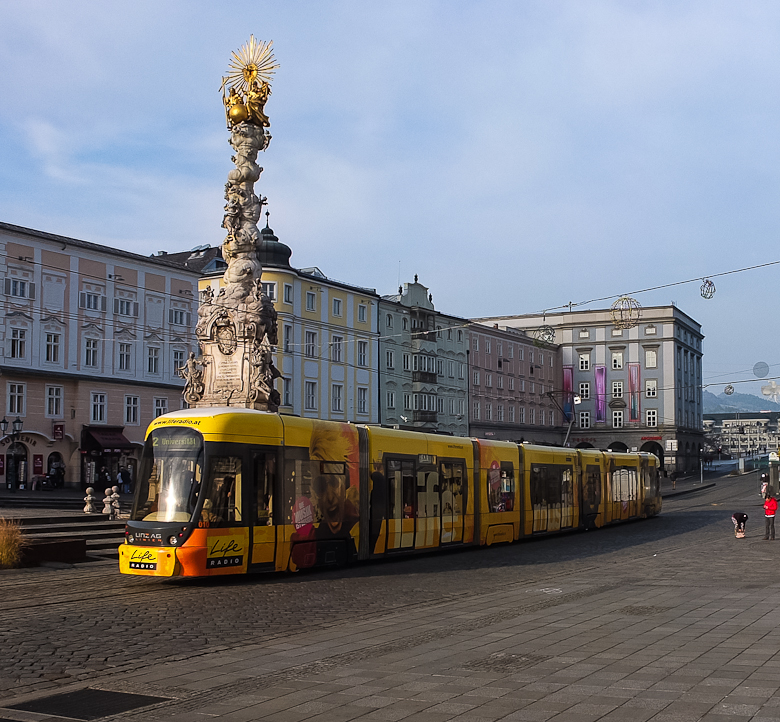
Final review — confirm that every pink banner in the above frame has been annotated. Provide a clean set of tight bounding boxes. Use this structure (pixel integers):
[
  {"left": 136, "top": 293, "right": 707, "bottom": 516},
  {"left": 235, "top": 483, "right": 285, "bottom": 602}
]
[
  {"left": 629, "top": 363, "right": 640, "bottom": 422},
  {"left": 595, "top": 366, "right": 606, "bottom": 422},
  {"left": 563, "top": 366, "right": 573, "bottom": 420}
]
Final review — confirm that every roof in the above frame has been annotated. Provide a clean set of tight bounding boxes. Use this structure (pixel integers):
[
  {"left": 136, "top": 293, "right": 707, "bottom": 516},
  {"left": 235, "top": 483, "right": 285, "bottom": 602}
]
[
  {"left": 0, "top": 221, "right": 201, "bottom": 275},
  {"left": 162, "top": 246, "right": 225, "bottom": 274}
]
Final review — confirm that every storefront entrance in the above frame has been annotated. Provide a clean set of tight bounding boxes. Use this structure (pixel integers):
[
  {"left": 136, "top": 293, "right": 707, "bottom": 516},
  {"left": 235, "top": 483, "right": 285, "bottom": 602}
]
[
  {"left": 80, "top": 426, "right": 137, "bottom": 490},
  {"left": 6, "top": 442, "right": 28, "bottom": 491}
]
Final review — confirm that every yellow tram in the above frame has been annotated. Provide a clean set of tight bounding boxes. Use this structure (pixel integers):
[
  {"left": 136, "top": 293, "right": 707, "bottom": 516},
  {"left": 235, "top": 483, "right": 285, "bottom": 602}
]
[{"left": 119, "top": 409, "right": 661, "bottom": 578}]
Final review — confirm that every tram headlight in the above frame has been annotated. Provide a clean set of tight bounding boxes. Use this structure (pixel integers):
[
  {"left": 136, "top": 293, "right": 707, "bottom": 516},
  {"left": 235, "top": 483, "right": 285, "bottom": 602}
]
[
  {"left": 168, "top": 535, "right": 178, "bottom": 546},
  {"left": 127, "top": 534, "right": 135, "bottom": 544}
]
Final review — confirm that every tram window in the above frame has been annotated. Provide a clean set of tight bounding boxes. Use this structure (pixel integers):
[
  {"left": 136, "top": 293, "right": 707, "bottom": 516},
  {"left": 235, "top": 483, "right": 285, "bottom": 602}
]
[
  {"left": 584, "top": 465, "right": 600, "bottom": 503},
  {"left": 417, "top": 470, "right": 439, "bottom": 518},
  {"left": 254, "top": 454, "right": 275, "bottom": 526},
  {"left": 202, "top": 456, "right": 242, "bottom": 525},
  {"left": 388, "top": 459, "right": 415, "bottom": 519},
  {"left": 441, "top": 461, "right": 465, "bottom": 515},
  {"left": 530, "top": 463, "right": 573, "bottom": 507},
  {"left": 612, "top": 467, "right": 638, "bottom": 502},
  {"left": 487, "top": 462, "right": 514, "bottom": 512},
  {"left": 284, "top": 446, "right": 353, "bottom": 532}
]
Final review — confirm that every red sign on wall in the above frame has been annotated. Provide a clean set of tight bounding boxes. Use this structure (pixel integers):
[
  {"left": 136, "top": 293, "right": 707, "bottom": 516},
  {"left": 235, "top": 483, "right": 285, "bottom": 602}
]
[
  {"left": 33, "top": 455, "right": 44, "bottom": 475},
  {"left": 53, "top": 423, "right": 64, "bottom": 441}
]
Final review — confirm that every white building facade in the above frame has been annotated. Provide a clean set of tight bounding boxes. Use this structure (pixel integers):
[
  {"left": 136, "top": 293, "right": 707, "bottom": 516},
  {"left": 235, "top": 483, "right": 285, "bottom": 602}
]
[{"left": 475, "top": 306, "right": 704, "bottom": 472}]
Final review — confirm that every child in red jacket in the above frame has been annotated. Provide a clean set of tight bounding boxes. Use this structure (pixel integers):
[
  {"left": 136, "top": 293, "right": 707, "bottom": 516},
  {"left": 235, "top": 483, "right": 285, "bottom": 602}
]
[{"left": 764, "top": 496, "right": 777, "bottom": 540}]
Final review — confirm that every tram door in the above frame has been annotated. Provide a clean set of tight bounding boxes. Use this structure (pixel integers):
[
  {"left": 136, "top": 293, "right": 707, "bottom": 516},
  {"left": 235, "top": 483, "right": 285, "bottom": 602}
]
[
  {"left": 387, "top": 459, "right": 415, "bottom": 550},
  {"left": 249, "top": 450, "right": 278, "bottom": 568},
  {"left": 582, "top": 464, "right": 601, "bottom": 528},
  {"left": 440, "top": 460, "right": 465, "bottom": 544}
]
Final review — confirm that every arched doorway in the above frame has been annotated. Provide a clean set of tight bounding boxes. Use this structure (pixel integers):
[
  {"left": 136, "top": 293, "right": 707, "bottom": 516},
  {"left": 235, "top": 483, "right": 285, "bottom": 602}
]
[
  {"left": 640, "top": 441, "right": 664, "bottom": 465},
  {"left": 608, "top": 441, "right": 629, "bottom": 452},
  {"left": 47, "top": 452, "right": 65, "bottom": 488},
  {"left": 576, "top": 442, "right": 594, "bottom": 449},
  {"left": 6, "top": 442, "right": 28, "bottom": 490}
]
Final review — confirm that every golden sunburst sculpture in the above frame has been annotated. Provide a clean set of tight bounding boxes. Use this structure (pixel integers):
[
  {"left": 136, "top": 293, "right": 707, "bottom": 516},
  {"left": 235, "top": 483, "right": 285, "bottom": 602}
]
[{"left": 221, "top": 36, "right": 280, "bottom": 128}]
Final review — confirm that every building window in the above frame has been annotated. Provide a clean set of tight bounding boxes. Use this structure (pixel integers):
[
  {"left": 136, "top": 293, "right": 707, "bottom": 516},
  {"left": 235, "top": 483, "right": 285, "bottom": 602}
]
[
  {"left": 579, "top": 353, "right": 590, "bottom": 371},
  {"left": 497, "top": 404, "right": 504, "bottom": 421},
  {"left": 473, "top": 402, "right": 480, "bottom": 420},
  {"left": 497, "top": 375, "right": 503, "bottom": 389},
  {"left": 45, "top": 333, "right": 60, "bottom": 363},
  {"left": 147, "top": 346, "right": 160, "bottom": 374},
  {"left": 46, "top": 386, "right": 63, "bottom": 418},
  {"left": 646, "top": 409, "right": 658, "bottom": 427},
  {"left": 579, "top": 411, "right": 590, "bottom": 429},
  {"left": 509, "top": 377, "right": 514, "bottom": 391},
  {"left": 485, "top": 403, "right": 492, "bottom": 421},
  {"left": 509, "top": 406, "right": 515, "bottom": 422},
  {"left": 90, "top": 392, "right": 106, "bottom": 422},
  {"left": 7, "top": 278, "right": 30, "bottom": 298},
  {"left": 357, "top": 304, "right": 367, "bottom": 323},
  {"left": 447, "top": 328, "right": 452, "bottom": 340},
  {"left": 332, "top": 298, "right": 342, "bottom": 317},
  {"left": 540, "top": 409, "right": 545, "bottom": 425},
  {"left": 458, "top": 399, "right": 465, "bottom": 416},
  {"left": 173, "top": 350, "right": 185, "bottom": 374},
  {"left": 473, "top": 371, "right": 480, "bottom": 386},
  {"left": 403, "top": 393, "right": 412, "bottom": 410},
  {"left": 457, "top": 330, "right": 463, "bottom": 342},
  {"left": 154, "top": 398, "right": 168, "bottom": 418},
  {"left": 473, "top": 337, "right": 479, "bottom": 351},
  {"left": 646, "top": 379, "right": 657, "bottom": 398},
  {"left": 387, "top": 391, "right": 396, "bottom": 409},
  {"left": 612, "top": 381, "right": 623, "bottom": 399},
  {"left": 613, "top": 410, "right": 624, "bottom": 428},
  {"left": 486, "top": 374, "right": 492, "bottom": 387},
  {"left": 306, "top": 292, "right": 316, "bottom": 312},
  {"left": 448, "top": 361, "right": 454, "bottom": 377},
  {"left": 550, "top": 410, "right": 555, "bottom": 425},
  {"left": 358, "top": 341, "right": 368, "bottom": 367},
  {"left": 169, "top": 308, "right": 187, "bottom": 326},
  {"left": 305, "top": 381, "right": 317, "bottom": 410},
  {"left": 7, "top": 383, "right": 24, "bottom": 415},
  {"left": 386, "top": 349, "right": 395, "bottom": 369},
  {"left": 645, "top": 349, "right": 657, "bottom": 368},
  {"left": 459, "top": 363, "right": 465, "bottom": 380},
  {"left": 437, "top": 359, "right": 444, "bottom": 376},
  {"left": 118, "top": 343, "right": 131, "bottom": 371},
  {"left": 283, "top": 378, "right": 292, "bottom": 406},
  {"left": 530, "top": 408, "right": 535, "bottom": 425},
  {"left": 9, "top": 329, "right": 26, "bottom": 359},
  {"left": 284, "top": 324, "right": 293, "bottom": 353},
  {"left": 403, "top": 353, "right": 410, "bottom": 371},
  {"left": 579, "top": 382, "right": 590, "bottom": 400},
  {"left": 331, "top": 335, "right": 343, "bottom": 363},
  {"left": 81, "top": 292, "right": 104, "bottom": 311},
  {"left": 331, "top": 384, "right": 343, "bottom": 412},
  {"left": 403, "top": 317, "right": 408, "bottom": 331},
  {"left": 261, "top": 282, "right": 276, "bottom": 301},
  {"left": 611, "top": 352, "right": 623, "bottom": 370},
  {"left": 305, "top": 331, "right": 317, "bottom": 358},
  {"left": 485, "top": 339, "right": 491, "bottom": 354},
  {"left": 283, "top": 284, "right": 293, "bottom": 304},
  {"left": 386, "top": 314, "right": 393, "bottom": 329},
  {"left": 125, "top": 395, "right": 139, "bottom": 425},
  {"left": 357, "top": 387, "right": 368, "bottom": 414},
  {"left": 85, "top": 338, "right": 99, "bottom": 368},
  {"left": 519, "top": 406, "right": 526, "bottom": 423}
]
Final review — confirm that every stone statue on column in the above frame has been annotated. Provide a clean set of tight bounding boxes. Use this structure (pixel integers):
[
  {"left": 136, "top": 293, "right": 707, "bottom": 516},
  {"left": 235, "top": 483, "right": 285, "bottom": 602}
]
[{"left": 184, "top": 36, "right": 281, "bottom": 411}]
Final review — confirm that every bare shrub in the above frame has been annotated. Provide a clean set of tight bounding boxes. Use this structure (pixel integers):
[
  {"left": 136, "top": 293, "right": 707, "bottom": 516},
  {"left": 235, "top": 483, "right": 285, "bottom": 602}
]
[{"left": 0, "top": 517, "right": 26, "bottom": 569}]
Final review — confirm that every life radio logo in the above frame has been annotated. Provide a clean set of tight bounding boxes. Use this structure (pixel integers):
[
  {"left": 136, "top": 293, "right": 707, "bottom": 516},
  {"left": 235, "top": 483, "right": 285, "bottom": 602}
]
[
  {"left": 206, "top": 537, "right": 244, "bottom": 568},
  {"left": 129, "top": 549, "right": 157, "bottom": 570}
]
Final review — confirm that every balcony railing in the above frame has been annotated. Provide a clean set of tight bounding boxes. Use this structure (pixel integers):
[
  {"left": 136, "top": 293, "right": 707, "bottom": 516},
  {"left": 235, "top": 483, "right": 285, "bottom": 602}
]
[
  {"left": 412, "top": 371, "right": 437, "bottom": 384},
  {"left": 413, "top": 410, "right": 438, "bottom": 423}
]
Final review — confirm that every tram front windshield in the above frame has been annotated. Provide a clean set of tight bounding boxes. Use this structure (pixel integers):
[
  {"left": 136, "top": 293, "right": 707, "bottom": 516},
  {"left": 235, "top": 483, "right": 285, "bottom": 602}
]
[{"left": 131, "top": 427, "right": 204, "bottom": 523}]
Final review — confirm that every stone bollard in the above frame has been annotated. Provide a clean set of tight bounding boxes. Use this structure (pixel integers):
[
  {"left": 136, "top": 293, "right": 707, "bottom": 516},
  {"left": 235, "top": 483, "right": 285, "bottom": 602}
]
[
  {"left": 110, "top": 485, "right": 121, "bottom": 521},
  {"left": 102, "top": 487, "right": 113, "bottom": 515},
  {"left": 83, "top": 487, "right": 97, "bottom": 514}
]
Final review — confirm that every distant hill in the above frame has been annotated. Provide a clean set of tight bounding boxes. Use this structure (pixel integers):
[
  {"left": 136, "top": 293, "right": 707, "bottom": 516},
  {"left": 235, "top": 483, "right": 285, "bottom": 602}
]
[{"left": 703, "top": 390, "right": 780, "bottom": 414}]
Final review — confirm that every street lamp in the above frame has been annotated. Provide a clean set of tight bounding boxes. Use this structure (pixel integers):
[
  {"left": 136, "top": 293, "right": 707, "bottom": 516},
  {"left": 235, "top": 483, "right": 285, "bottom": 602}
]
[{"left": 2, "top": 416, "right": 24, "bottom": 492}]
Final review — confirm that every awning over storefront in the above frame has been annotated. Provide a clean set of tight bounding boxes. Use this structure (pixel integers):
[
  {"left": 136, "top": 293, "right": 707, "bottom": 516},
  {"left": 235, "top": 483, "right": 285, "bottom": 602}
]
[{"left": 81, "top": 426, "right": 136, "bottom": 454}]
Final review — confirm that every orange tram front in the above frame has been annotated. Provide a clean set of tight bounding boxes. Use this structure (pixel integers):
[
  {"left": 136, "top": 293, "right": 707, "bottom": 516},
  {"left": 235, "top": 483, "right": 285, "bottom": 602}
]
[{"left": 119, "top": 408, "right": 662, "bottom": 578}]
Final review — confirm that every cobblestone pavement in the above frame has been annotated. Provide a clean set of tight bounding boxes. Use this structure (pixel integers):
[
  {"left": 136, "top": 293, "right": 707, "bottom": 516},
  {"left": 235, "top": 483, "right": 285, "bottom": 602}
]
[{"left": 0, "top": 471, "right": 777, "bottom": 721}]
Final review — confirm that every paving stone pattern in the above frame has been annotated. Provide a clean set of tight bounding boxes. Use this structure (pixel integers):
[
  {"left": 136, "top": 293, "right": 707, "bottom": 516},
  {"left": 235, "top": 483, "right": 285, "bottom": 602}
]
[{"left": 1, "top": 472, "right": 779, "bottom": 721}]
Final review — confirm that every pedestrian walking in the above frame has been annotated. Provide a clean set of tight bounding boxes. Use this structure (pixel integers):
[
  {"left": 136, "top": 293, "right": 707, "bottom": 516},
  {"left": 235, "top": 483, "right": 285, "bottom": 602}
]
[
  {"left": 732, "top": 512, "right": 748, "bottom": 539},
  {"left": 764, "top": 495, "right": 777, "bottom": 540},
  {"left": 670, "top": 471, "right": 678, "bottom": 491}
]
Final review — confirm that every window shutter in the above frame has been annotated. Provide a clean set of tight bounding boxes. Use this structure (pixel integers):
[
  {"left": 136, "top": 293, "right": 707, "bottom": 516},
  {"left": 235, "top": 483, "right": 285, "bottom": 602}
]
[
  {"left": 113, "top": 298, "right": 120, "bottom": 314},
  {"left": 133, "top": 302, "right": 139, "bottom": 317},
  {"left": 101, "top": 295, "right": 107, "bottom": 311},
  {"left": 79, "top": 291, "right": 86, "bottom": 308},
  {"left": 3, "top": 279, "right": 10, "bottom": 295},
  {"left": 27, "top": 283, "right": 35, "bottom": 300}
]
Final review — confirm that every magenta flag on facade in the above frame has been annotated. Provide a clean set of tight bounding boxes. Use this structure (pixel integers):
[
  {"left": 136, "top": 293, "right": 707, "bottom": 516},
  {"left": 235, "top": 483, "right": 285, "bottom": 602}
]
[
  {"left": 595, "top": 366, "right": 606, "bottom": 422},
  {"left": 629, "top": 363, "right": 641, "bottom": 422},
  {"left": 563, "top": 366, "right": 573, "bottom": 420}
]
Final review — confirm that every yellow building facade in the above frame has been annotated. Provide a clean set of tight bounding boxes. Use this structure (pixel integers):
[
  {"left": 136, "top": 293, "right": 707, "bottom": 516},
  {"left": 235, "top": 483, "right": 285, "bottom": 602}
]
[{"left": 198, "top": 226, "right": 380, "bottom": 422}]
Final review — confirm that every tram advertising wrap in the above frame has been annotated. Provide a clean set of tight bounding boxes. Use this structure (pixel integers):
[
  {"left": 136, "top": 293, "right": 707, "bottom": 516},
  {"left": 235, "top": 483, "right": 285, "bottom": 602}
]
[{"left": 119, "top": 409, "right": 662, "bottom": 578}]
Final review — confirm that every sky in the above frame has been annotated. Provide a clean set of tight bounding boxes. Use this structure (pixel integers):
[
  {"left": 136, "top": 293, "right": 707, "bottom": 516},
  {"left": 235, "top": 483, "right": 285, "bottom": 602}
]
[{"left": 1, "top": 1, "right": 779, "bottom": 396}]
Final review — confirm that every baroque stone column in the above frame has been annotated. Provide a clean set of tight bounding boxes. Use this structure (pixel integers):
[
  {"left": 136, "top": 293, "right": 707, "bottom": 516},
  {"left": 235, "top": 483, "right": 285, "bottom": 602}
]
[{"left": 180, "top": 37, "right": 281, "bottom": 411}]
